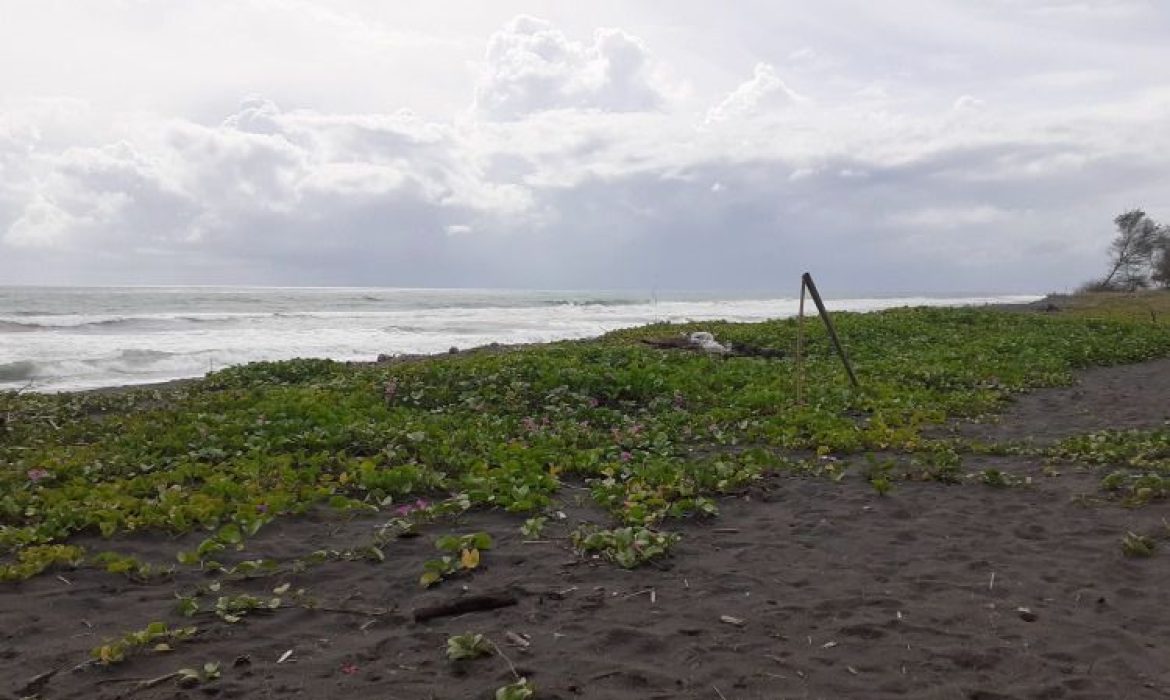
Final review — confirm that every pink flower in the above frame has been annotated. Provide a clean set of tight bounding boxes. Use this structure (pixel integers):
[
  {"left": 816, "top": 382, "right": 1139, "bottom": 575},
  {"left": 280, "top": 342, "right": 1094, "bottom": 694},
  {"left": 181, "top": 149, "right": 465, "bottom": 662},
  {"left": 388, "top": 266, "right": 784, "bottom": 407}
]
[
  {"left": 26, "top": 468, "right": 50, "bottom": 483},
  {"left": 620, "top": 451, "right": 632, "bottom": 462},
  {"left": 393, "top": 498, "right": 430, "bottom": 517},
  {"left": 341, "top": 662, "right": 359, "bottom": 675}
]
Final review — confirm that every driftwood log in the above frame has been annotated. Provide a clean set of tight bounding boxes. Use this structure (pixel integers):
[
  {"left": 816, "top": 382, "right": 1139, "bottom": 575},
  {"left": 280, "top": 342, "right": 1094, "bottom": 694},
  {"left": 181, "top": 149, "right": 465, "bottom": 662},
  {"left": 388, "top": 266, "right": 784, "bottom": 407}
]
[
  {"left": 412, "top": 591, "right": 519, "bottom": 623},
  {"left": 640, "top": 337, "right": 785, "bottom": 359}
]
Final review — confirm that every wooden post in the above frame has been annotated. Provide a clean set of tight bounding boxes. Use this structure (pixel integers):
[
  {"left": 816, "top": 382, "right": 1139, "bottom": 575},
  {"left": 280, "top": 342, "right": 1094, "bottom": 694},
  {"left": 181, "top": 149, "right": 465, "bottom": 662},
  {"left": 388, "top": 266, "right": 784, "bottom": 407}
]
[
  {"left": 800, "top": 272, "right": 860, "bottom": 389},
  {"left": 795, "top": 280, "right": 806, "bottom": 405}
]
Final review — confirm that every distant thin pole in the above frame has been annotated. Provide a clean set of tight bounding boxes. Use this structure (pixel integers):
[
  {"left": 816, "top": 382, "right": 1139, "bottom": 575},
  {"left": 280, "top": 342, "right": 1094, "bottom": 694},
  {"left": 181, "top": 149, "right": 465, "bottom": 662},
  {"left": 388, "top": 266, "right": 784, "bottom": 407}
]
[
  {"left": 801, "top": 272, "right": 860, "bottom": 388},
  {"left": 795, "top": 281, "right": 806, "bottom": 405}
]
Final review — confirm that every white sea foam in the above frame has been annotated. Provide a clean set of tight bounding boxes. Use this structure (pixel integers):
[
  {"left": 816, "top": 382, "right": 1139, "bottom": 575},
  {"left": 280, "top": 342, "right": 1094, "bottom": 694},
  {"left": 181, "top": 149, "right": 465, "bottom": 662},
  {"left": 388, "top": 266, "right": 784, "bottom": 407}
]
[{"left": 0, "top": 287, "right": 1040, "bottom": 392}]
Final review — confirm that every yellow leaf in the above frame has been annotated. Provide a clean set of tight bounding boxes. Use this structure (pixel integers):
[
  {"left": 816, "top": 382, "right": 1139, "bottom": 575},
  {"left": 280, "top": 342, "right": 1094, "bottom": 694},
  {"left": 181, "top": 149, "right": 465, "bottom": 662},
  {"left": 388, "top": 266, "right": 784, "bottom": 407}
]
[{"left": 460, "top": 547, "right": 480, "bottom": 570}]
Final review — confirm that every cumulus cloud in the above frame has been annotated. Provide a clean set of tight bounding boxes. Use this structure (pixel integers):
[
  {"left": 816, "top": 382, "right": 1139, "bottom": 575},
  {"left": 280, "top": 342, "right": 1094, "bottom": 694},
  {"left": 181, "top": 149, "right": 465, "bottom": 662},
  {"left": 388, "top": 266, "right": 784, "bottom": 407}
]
[
  {"left": 706, "top": 63, "right": 806, "bottom": 123},
  {"left": 472, "top": 15, "right": 668, "bottom": 120}
]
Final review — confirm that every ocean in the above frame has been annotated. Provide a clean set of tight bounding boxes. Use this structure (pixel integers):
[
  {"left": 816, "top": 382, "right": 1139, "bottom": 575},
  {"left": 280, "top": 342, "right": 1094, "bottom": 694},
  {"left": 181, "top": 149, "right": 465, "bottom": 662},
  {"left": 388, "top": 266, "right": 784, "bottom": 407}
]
[{"left": 0, "top": 287, "right": 1040, "bottom": 392}]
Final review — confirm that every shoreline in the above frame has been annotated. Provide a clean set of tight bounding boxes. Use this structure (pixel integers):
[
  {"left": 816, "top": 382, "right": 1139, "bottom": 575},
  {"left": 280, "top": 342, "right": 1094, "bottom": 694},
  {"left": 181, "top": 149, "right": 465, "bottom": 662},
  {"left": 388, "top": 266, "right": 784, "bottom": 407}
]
[{"left": 23, "top": 297, "right": 1062, "bottom": 397}]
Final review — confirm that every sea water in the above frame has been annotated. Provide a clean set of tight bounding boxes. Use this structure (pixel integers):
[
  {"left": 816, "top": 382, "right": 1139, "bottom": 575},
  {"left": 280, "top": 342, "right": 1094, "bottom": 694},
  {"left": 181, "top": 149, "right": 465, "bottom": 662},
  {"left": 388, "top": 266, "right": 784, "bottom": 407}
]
[{"left": 0, "top": 287, "right": 1040, "bottom": 392}]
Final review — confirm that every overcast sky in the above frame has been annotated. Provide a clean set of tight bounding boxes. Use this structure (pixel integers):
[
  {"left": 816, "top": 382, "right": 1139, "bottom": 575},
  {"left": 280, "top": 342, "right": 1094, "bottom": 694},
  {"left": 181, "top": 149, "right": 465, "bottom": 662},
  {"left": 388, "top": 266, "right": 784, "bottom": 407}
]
[{"left": 1, "top": 0, "right": 1168, "bottom": 293}]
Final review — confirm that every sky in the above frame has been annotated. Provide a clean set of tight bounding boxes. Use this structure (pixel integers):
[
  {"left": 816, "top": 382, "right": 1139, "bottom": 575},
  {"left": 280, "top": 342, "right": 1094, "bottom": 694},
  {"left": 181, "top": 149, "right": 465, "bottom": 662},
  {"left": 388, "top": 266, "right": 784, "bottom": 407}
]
[{"left": 1, "top": 0, "right": 1168, "bottom": 294}]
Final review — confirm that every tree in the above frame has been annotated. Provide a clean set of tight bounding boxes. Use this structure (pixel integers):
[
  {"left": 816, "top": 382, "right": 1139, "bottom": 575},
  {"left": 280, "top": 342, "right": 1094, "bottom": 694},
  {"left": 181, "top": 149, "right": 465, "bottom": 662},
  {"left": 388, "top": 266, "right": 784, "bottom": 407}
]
[
  {"left": 1152, "top": 235, "right": 1170, "bottom": 288},
  {"left": 1100, "top": 209, "right": 1163, "bottom": 290}
]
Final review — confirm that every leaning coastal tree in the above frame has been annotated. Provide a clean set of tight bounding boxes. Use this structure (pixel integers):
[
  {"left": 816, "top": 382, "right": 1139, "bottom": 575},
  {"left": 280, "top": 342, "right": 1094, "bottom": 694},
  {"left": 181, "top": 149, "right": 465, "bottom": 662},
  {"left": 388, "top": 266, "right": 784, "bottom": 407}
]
[{"left": 1095, "top": 209, "right": 1169, "bottom": 291}]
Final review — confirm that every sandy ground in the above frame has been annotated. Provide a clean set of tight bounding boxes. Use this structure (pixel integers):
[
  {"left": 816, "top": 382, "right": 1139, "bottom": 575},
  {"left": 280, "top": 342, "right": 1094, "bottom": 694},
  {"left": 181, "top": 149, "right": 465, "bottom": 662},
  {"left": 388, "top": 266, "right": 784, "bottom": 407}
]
[{"left": 3, "top": 360, "right": 1170, "bottom": 700}]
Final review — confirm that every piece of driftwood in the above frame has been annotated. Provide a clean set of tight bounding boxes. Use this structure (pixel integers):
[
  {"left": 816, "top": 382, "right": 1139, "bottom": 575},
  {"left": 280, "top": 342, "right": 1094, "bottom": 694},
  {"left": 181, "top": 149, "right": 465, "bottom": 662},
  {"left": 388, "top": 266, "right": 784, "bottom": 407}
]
[
  {"left": 412, "top": 591, "right": 519, "bottom": 622},
  {"left": 640, "top": 338, "right": 784, "bottom": 359}
]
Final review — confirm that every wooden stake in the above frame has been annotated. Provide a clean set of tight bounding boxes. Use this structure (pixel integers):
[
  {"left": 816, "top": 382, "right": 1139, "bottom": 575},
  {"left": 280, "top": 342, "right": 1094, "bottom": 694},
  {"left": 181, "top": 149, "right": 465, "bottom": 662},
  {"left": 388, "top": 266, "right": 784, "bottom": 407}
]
[
  {"left": 801, "top": 272, "right": 860, "bottom": 389},
  {"left": 795, "top": 280, "right": 806, "bottom": 405}
]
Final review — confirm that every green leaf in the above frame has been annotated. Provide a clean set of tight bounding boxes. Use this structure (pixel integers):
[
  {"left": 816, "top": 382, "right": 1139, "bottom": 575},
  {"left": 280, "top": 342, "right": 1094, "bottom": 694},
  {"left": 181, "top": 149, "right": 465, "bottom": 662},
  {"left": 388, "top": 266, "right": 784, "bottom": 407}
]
[
  {"left": 434, "top": 535, "right": 460, "bottom": 552},
  {"left": 216, "top": 523, "right": 243, "bottom": 545},
  {"left": 446, "top": 632, "right": 492, "bottom": 660},
  {"left": 496, "top": 678, "right": 536, "bottom": 700},
  {"left": 176, "top": 596, "right": 200, "bottom": 617},
  {"left": 468, "top": 532, "right": 494, "bottom": 550}
]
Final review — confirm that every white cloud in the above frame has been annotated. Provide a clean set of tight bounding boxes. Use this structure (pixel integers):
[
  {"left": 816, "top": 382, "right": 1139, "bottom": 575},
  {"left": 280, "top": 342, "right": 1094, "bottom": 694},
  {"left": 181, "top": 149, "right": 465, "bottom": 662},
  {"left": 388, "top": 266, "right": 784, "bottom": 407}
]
[
  {"left": 1, "top": 7, "right": 1170, "bottom": 292},
  {"left": 706, "top": 63, "right": 806, "bottom": 123},
  {"left": 890, "top": 205, "right": 1010, "bottom": 229},
  {"left": 953, "top": 95, "right": 985, "bottom": 111},
  {"left": 472, "top": 15, "right": 669, "bottom": 120}
]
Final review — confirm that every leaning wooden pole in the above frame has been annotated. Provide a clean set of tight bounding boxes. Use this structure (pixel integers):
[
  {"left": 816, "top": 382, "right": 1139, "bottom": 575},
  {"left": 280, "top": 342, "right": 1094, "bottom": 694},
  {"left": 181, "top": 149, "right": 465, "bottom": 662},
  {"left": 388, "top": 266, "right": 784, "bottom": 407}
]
[
  {"left": 800, "top": 272, "right": 860, "bottom": 389},
  {"left": 795, "top": 280, "right": 806, "bottom": 405}
]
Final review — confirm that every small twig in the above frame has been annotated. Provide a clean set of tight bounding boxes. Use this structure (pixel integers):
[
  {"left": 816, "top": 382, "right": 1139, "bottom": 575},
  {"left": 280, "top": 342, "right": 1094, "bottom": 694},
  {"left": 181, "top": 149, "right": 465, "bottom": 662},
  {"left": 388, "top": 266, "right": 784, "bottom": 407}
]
[
  {"left": 97, "top": 671, "right": 177, "bottom": 688},
  {"left": 103, "top": 672, "right": 182, "bottom": 698},
  {"left": 988, "top": 572, "right": 996, "bottom": 591},
  {"left": 487, "top": 639, "right": 520, "bottom": 681},
  {"left": 312, "top": 605, "right": 396, "bottom": 617},
  {"left": 139, "top": 672, "right": 180, "bottom": 689},
  {"left": 713, "top": 685, "right": 729, "bottom": 700}
]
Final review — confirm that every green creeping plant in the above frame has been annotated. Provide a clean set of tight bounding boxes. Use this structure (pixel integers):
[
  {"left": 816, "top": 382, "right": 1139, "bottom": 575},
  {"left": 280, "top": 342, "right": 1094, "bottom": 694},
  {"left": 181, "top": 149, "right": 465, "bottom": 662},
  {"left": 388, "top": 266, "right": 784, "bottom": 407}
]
[
  {"left": 4, "top": 306, "right": 1170, "bottom": 580},
  {"left": 1121, "top": 531, "right": 1156, "bottom": 558},
  {"left": 571, "top": 525, "right": 679, "bottom": 568},
  {"left": 91, "top": 622, "right": 198, "bottom": 665},
  {"left": 420, "top": 532, "right": 493, "bottom": 587}
]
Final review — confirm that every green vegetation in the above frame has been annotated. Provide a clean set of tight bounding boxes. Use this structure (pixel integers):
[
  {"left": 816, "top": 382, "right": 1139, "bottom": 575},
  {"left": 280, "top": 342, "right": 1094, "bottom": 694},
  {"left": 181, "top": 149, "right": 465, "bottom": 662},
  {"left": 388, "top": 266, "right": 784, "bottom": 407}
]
[
  {"left": 571, "top": 525, "right": 679, "bottom": 568},
  {"left": 1121, "top": 531, "right": 1157, "bottom": 558},
  {"left": 445, "top": 632, "right": 534, "bottom": 698},
  {"left": 446, "top": 632, "right": 493, "bottom": 661},
  {"left": 420, "top": 532, "right": 493, "bottom": 587},
  {"left": 176, "top": 662, "right": 222, "bottom": 688},
  {"left": 1043, "top": 289, "right": 1170, "bottom": 325},
  {"left": 1048, "top": 428, "right": 1170, "bottom": 506},
  {"left": 91, "top": 621, "right": 198, "bottom": 665},
  {"left": 497, "top": 678, "right": 536, "bottom": 700},
  {"left": 4, "top": 305, "right": 1170, "bottom": 579}
]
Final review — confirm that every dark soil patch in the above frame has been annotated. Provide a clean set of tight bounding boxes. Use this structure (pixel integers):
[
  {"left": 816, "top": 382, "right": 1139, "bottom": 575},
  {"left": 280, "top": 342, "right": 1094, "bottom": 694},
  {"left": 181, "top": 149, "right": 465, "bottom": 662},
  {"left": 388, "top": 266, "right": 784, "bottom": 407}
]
[{"left": 942, "top": 357, "right": 1170, "bottom": 446}]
